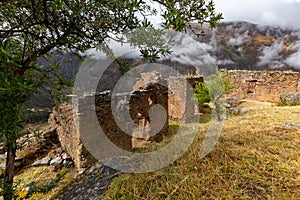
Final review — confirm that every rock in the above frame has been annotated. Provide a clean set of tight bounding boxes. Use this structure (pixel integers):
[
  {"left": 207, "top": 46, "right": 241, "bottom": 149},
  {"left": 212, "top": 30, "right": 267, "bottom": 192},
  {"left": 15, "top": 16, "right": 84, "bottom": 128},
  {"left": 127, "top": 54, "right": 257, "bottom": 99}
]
[
  {"left": 48, "top": 104, "right": 97, "bottom": 170},
  {"left": 51, "top": 161, "right": 119, "bottom": 199},
  {"left": 50, "top": 157, "right": 63, "bottom": 166},
  {"left": 222, "top": 103, "right": 231, "bottom": 108},
  {"left": 284, "top": 122, "right": 300, "bottom": 129},
  {"left": 50, "top": 157, "right": 64, "bottom": 171},
  {"left": 48, "top": 147, "right": 63, "bottom": 159},
  {"left": 62, "top": 159, "right": 74, "bottom": 167},
  {"left": 239, "top": 109, "right": 248, "bottom": 114},
  {"left": 226, "top": 98, "right": 244, "bottom": 107},
  {"left": 0, "top": 163, "right": 6, "bottom": 170},
  {"left": 40, "top": 127, "right": 59, "bottom": 148},
  {"left": 32, "top": 156, "right": 51, "bottom": 167},
  {"left": 284, "top": 122, "right": 295, "bottom": 127},
  {"left": 0, "top": 153, "right": 7, "bottom": 159},
  {"left": 24, "top": 186, "right": 30, "bottom": 192},
  {"left": 229, "top": 108, "right": 248, "bottom": 115},
  {"left": 61, "top": 152, "right": 70, "bottom": 160},
  {"left": 280, "top": 92, "right": 300, "bottom": 105}
]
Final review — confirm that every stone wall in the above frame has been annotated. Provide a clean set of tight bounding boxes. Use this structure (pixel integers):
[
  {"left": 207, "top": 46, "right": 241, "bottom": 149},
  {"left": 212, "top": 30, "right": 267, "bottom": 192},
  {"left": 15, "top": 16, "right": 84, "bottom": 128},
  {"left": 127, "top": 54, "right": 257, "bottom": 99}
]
[
  {"left": 49, "top": 81, "right": 168, "bottom": 170},
  {"left": 94, "top": 82, "right": 169, "bottom": 150},
  {"left": 48, "top": 103, "right": 97, "bottom": 170},
  {"left": 49, "top": 74, "right": 203, "bottom": 170},
  {"left": 225, "top": 70, "right": 300, "bottom": 102},
  {"left": 168, "top": 76, "right": 203, "bottom": 122}
]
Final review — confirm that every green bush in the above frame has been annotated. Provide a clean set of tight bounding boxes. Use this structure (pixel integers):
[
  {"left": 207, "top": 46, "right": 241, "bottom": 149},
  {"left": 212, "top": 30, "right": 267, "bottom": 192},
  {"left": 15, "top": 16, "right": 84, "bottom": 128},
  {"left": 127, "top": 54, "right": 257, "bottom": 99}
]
[{"left": 194, "top": 69, "right": 231, "bottom": 119}]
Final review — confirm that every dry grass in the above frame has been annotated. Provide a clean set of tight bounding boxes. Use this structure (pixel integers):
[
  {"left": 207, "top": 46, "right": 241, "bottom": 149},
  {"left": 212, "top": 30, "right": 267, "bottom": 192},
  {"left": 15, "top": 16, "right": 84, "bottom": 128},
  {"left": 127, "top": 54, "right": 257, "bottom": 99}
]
[{"left": 103, "top": 100, "right": 300, "bottom": 199}]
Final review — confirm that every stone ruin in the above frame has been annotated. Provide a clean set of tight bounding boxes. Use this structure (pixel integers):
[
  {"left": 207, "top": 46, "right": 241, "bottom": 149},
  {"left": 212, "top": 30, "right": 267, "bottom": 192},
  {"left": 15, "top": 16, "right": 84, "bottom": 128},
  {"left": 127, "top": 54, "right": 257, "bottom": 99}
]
[
  {"left": 49, "top": 69, "right": 300, "bottom": 170},
  {"left": 225, "top": 70, "right": 300, "bottom": 102},
  {"left": 49, "top": 73, "right": 203, "bottom": 170}
]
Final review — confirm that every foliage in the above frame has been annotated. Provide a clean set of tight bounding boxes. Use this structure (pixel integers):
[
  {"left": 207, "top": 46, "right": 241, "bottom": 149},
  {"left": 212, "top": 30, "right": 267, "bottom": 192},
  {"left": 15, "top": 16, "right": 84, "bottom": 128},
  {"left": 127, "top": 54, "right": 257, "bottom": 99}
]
[
  {"left": 0, "top": 0, "right": 222, "bottom": 199},
  {"left": 204, "top": 70, "right": 230, "bottom": 101},
  {"left": 0, "top": 39, "right": 37, "bottom": 199},
  {"left": 0, "top": 0, "right": 222, "bottom": 68},
  {"left": 194, "top": 69, "right": 230, "bottom": 119},
  {"left": 205, "top": 70, "right": 230, "bottom": 120},
  {"left": 194, "top": 81, "right": 211, "bottom": 105}
]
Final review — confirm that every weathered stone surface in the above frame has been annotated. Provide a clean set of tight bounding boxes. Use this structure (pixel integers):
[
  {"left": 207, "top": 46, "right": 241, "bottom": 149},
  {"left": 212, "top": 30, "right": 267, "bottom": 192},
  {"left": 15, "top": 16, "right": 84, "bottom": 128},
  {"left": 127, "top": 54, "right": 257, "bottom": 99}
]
[
  {"left": 0, "top": 153, "right": 7, "bottom": 159},
  {"left": 229, "top": 108, "right": 248, "bottom": 115},
  {"left": 225, "top": 70, "right": 300, "bottom": 102},
  {"left": 284, "top": 122, "right": 300, "bottom": 128},
  {"left": 51, "top": 162, "right": 119, "bottom": 200},
  {"left": 32, "top": 156, "right": 51, "bottom": 167},
  {"left": 168, "top": 76, "right": 203, "bottom": 122},
  {"left": 50, "top": 79, "right": 169, "bottom": 170},
  {"left": 50, "top": 157, "right": 63, "bottom": 166},
  {"left": 280, "top": 92, "right": 300, "bottom": 104},
  {"left": 49, "top": 74, "right": 205, "bottom": 170},
  {"left": 48, "top": 103, "right": 97, "bottom": 170},
  {"left": 61, "top": 152, "right": 70, "bottom": 160},
  {"left": 226, "top": 98, "right": 244, "bottom": 107}
]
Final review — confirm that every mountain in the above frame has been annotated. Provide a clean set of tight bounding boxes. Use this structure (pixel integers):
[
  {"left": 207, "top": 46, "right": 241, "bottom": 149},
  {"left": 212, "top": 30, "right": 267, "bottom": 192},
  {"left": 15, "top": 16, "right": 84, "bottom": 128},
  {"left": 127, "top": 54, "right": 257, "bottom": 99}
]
[
  {"left": 26, "top": 21, "right": 300, "bottom": 113},
  {"left": 169, "top": 21, "right": 300, "bottom": 71}
]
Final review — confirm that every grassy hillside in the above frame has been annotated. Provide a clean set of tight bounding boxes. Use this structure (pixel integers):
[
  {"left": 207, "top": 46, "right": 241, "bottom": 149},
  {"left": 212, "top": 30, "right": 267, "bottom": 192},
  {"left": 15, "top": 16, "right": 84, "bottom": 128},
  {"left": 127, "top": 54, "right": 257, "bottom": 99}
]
[{"left": 102, "top": 101, "right": 300, "bottom": 199}]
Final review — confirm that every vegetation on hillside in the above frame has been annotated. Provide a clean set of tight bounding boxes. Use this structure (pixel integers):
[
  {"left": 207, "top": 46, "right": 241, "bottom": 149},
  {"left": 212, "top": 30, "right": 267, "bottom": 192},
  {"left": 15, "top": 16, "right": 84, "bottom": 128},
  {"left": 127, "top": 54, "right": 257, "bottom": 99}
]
[
  {"left": 103, "top": 101, "right": 300, "bottom": 199},
  {"left": 0, "top": 1, "right": 222, "bottom": 199}
]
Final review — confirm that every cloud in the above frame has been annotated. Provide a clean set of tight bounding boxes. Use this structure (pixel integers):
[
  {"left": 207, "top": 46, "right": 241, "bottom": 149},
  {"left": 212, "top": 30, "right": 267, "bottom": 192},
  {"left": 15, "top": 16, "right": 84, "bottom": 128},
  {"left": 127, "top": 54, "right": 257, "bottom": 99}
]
[
  {"left": 285, "top": 48, "right": 300, "bottom": 69},
  {"left": 258, "top": 41, "right": 284, "bottom": 66},
  {"left": 214, "top": 0, "right": 300, "bottom": 28},
  {"left": 166, "top": 31, "right": 216, "bottom": 68},
  {"left": 85, "top": 40, "right": 140, "bottom": 60},
  {"left": 216, "top": 59, "right": 234, "bottom": 65},
  {"left": 228, "top": 31, "right": 249, "bottom": 46}
]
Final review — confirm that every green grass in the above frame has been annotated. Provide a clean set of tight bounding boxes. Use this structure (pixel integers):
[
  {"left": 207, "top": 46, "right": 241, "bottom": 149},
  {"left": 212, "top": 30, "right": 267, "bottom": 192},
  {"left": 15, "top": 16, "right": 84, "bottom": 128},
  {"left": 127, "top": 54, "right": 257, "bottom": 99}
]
[
  {"left": 103, "top": 101, "right": 300, "bottom": 199},
  {"left": 13, "top": 166, "right": 76, "bottom": 200}
]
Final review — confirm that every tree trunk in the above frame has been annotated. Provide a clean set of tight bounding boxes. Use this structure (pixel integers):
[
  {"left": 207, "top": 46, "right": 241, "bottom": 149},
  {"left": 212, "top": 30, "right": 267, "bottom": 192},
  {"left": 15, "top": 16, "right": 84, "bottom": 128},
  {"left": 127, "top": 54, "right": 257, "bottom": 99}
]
[{"left": 3, "top": 146, "right": 16, "bottom": 200}]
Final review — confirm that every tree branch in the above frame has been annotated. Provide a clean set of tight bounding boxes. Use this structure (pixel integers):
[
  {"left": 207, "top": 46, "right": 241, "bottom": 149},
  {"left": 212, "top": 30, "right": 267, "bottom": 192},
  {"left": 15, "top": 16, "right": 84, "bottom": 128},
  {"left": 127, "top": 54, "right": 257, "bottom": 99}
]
[{"left": 151, "top": 0, "right": 168, "bottom": 8}]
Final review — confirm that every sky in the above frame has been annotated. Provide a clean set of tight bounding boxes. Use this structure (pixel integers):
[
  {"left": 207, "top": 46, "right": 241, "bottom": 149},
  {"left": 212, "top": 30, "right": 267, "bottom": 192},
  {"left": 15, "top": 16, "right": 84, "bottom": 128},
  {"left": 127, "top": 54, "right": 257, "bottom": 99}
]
[{"left": 214, "top": 0, "right": 300, "bottom": 29}]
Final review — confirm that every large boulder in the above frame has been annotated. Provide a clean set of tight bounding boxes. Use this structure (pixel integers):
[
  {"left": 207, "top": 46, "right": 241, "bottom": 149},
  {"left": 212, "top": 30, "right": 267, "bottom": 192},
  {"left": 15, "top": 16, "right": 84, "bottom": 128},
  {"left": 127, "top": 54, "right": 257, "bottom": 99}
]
[{"left": 280, "top": 92, "right": 300, "bottom": 105}]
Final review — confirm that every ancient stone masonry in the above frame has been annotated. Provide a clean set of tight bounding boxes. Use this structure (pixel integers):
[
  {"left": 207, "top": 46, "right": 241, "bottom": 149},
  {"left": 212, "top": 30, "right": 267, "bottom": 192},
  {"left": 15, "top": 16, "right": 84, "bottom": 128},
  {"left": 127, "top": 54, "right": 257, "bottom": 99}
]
[
  {"left": 168, "top": 76, "right": 203, "bottom": 122},
  {"left": 225, "top": 70, "right": 300, "bottom": 102},
  {"left": 94, "top": 82, "right": 169, "bottom": 151},
  {"left": 49, "top": 82, "right": 169, "bottom": 169},
  {"left": 49, "top": 74, "right": 203, "bottom": 170},
  {"left": 48, "top": 103, "right": 97, "bottom": 170}
]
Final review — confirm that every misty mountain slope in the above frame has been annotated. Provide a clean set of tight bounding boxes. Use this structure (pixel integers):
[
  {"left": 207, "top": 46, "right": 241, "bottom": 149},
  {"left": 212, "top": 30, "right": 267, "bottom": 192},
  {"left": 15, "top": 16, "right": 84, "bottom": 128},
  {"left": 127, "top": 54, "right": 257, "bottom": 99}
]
[
  {"left": 56, "top": 21, "right": 300, "bottom": 84},
  {"left": 26, "top": 21, "right": 300, "bottom": 110},
  {"left": 179, "top": 21, "right": 300, "bottom": 71}
]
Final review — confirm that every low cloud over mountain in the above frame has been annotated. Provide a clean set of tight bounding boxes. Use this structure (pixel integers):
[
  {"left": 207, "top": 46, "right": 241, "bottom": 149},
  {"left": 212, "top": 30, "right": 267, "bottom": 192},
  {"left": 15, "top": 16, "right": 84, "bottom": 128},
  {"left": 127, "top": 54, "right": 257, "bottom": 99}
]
[{"left": 163, "top": 21, "right": 300, "bottom": 71}]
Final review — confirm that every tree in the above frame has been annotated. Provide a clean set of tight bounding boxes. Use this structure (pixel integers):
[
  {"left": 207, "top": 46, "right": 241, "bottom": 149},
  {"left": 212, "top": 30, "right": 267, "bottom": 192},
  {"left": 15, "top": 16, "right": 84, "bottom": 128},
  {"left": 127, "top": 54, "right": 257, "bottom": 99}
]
[
  {"left": 205, "top": 69, "right": 230, "bottom": 120},
  {"left": 194, "top": 69, "right": 230, "bottom": 115},
  {"left": 194, "top": 81, "right": 210, "bottom": 113},
  {"left": 0, "top": 0, "right": 222, "bottom": 199}
]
